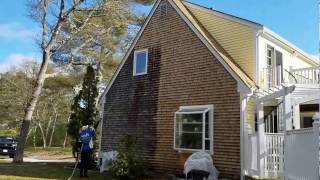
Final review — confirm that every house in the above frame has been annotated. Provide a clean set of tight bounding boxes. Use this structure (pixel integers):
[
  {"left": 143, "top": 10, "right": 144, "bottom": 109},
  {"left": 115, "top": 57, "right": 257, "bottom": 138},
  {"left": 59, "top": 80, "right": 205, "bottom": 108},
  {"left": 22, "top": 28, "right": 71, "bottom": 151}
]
[{"left": 98, "top": 0, "right": 320, "bottom": 179}]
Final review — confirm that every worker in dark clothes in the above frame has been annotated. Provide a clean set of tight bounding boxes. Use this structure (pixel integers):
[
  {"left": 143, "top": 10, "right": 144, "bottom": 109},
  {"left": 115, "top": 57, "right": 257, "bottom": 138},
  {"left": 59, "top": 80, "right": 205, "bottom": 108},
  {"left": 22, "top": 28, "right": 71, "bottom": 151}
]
[{"left": 79, "top": 125, "right": 95, "bottom": 178}]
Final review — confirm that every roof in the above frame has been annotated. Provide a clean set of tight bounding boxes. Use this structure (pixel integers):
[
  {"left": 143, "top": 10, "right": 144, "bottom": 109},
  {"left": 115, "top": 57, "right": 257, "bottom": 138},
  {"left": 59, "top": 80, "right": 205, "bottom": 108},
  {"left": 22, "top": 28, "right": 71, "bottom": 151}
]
[
  {"left": 183, "top": 0, "right": 318, "bottom": 66},
  {"left": 101, "top": 0, "right": 319, "bottom": 103},
  {"left": 171, "top": 0, "right": 256, "bottom": 88},
  {"left": 184, "top": 1, "right": 263, "bottom": 28}
]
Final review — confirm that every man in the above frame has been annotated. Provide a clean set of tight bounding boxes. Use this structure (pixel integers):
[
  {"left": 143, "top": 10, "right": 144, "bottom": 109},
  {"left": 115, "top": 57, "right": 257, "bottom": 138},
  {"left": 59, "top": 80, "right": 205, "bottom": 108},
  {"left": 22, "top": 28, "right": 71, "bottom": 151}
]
[{"left": 79, "top": 125, "right": 95, "bottom": 178}]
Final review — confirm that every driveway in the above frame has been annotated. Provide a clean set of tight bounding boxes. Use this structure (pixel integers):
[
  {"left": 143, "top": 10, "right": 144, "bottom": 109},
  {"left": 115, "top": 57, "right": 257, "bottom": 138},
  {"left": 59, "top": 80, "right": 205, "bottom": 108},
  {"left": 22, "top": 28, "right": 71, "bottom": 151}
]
[{"left": 0, "top": 155, "right": 75, "bottom": 163}]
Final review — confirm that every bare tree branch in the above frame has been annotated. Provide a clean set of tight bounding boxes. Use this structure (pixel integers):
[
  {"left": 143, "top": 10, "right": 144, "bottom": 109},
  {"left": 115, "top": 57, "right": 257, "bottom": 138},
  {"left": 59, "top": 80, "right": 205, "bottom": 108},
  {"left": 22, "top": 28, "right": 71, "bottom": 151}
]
[{"left": 41, "top": 0, "right": 48, "bottom": 49}]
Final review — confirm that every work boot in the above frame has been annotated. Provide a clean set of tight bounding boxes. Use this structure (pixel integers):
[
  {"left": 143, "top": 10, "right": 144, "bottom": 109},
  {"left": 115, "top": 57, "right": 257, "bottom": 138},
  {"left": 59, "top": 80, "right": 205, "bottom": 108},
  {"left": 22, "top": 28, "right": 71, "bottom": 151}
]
[
  {"left": 80, "top": 169, "right": 84, "bottom": 178},
  {"left": 84, "top": 170, "right": 89, "bottom": 178}
]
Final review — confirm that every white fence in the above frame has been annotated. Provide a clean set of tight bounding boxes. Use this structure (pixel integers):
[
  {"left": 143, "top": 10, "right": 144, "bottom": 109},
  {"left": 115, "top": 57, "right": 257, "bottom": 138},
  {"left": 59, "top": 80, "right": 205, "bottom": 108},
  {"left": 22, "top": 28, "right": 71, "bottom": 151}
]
[
  {"left": 284, "top": 125, "right": 319, "bottom": 180},
  {"left": 264, "top": 133, "right": 284, "bottom": 177}
]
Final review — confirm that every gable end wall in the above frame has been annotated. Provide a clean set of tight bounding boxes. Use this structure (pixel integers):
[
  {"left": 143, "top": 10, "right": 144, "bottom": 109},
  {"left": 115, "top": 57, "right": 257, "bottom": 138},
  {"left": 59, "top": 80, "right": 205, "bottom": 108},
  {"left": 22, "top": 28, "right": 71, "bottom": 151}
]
[{"left": 101, "top": 0, "right": 241, "bottom": 178}]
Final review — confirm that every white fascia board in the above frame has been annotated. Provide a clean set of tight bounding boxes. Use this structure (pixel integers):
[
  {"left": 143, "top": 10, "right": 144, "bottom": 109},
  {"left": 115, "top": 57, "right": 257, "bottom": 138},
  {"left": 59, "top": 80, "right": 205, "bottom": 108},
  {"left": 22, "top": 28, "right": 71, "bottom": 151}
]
[
  {"left": 262, "top": 27, "right": 319, "bottom": 66},
  {"left": 98, "top": 0, "right": 162, "bottom": 104},
  {"left": 168, "top": 0, "right": 254, "bottom": 94},
  {"left": 183, "top": 1, "right": 263, "bottom": 30}
]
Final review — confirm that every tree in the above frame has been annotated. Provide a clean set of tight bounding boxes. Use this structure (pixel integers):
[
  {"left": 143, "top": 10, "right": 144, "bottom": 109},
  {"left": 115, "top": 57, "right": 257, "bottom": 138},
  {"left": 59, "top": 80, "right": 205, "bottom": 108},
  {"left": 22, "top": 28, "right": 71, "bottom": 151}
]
[
  {"left": 14, "top": 0, "right": 155, "bottom": 163},
  {"left": 67, "top": 66, "right": 98, "bottom": 152},
  {"left": 14, "top": 0, "right": 105, "bottom": 163}
]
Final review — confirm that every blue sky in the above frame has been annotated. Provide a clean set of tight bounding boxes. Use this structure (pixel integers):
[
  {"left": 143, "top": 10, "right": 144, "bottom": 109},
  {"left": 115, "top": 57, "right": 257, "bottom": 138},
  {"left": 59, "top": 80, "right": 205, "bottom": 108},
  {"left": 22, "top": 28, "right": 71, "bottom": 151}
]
[{"left": 0, "top": 0, "right": 318, "bottom": 72}]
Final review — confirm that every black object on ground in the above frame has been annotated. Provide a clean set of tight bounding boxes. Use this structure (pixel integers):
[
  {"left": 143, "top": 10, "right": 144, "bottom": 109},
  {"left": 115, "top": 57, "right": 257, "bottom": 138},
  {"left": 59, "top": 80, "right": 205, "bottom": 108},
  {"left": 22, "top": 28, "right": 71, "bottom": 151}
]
[{"left": 176, "top": 170, "right": 210, "bottom": 180}]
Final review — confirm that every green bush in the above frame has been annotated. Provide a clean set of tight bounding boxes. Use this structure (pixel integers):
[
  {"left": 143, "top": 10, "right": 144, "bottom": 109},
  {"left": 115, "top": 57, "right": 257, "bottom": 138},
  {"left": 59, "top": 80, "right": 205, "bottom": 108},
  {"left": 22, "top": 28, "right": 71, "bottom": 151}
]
[
  {"left": 109, "top": 134, "right": 146, "bottom": 179},
  {"left": 0, "top": 129, "right": 17, "bottom": 137}
]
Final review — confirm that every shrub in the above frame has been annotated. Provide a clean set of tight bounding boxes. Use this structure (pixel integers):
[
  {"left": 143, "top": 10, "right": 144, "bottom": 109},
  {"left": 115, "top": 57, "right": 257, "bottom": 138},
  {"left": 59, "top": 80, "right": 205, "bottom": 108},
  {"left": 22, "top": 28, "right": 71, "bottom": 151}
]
[
  {"left": 0, "top": 129, "right": 17, "bottom": 137},
  {"left": 109, "top": 134, "right": 146, "bottom": 179}
]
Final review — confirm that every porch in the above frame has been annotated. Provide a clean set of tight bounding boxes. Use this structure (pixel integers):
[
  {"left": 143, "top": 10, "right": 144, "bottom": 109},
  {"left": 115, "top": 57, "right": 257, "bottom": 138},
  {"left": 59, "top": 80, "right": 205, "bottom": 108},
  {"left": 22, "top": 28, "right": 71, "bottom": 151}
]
[{"left": 244, "top": 66, "right": 320, "bottom": 179}]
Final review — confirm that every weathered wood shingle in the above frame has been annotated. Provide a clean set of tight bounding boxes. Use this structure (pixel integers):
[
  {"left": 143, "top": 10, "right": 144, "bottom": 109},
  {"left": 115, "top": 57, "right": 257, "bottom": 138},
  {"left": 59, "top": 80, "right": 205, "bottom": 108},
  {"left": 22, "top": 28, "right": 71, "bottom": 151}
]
[{"left": 101, "top": 0, "right": 241, "bottom": 178}]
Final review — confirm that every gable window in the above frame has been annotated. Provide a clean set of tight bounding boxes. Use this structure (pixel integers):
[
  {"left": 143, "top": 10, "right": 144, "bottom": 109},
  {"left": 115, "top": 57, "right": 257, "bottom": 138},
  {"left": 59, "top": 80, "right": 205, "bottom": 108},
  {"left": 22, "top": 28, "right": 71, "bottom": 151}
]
[
  {"left": 133, "top": 49, "right": 148, "bottom": 76},
  {"left": 159, "top": 4, "right": 167, "bottom": 17},
  {"left": 174, "top": 105, "right": 214, "bottom": 154}
]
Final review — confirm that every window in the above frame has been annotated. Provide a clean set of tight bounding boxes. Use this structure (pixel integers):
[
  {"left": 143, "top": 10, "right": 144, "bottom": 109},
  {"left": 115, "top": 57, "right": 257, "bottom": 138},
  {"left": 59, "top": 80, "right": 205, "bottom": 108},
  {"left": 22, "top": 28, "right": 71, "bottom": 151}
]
[
  {"left": 133, "top": 49, "right": 148, "bottom": 76},
  {"left": 266, "top": 45, "right": 274, "bottom": 68},
  {"left": 266, "top": 45, "right": 283, "bottom": 87},
  {"left": 159, "top": 4, "right": 167, "bottom": 17},
  {"left": 266, "top": 45, "right": 274, "bottom": 88},
  {"left": 174, "top": 105, "right": 214, "bottom": 154}
]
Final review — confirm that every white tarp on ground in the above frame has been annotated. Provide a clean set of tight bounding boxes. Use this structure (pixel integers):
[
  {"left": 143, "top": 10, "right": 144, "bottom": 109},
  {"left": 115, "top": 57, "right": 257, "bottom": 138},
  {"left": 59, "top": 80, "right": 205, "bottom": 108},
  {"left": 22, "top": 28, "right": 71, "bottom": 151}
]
[
  {"left": 184, "top": 151, "right": 219, "bottom": 180},
  {"left": 99, "top": 151, "right": 118, "bottom": 173},
  {"left": 313, "top": 113, "right": 320, "bottom": 121}
]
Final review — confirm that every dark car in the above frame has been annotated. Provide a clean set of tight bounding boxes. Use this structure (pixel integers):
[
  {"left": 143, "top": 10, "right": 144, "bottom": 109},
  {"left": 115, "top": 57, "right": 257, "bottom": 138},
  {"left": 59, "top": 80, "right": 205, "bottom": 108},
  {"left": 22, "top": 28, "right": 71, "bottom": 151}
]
[{"left": 0, "top": 136, "right": 17, "bottom": 158}]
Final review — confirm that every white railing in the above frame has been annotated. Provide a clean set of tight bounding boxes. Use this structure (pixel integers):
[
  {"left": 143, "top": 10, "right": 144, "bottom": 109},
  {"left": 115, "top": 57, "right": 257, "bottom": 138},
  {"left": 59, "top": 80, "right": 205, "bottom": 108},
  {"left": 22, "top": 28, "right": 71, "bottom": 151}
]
[
  {"left": 264, "top": 133, "right": 284, "bottom": 177},
  {"left": 264, "top": 102, "right": 284, "bottom": 133},
  {"left": 259, "top": 66, "right": 320, "bottom": 89},
  {"left": 284, "top": 126, "right": 319, "bottom": 180},
  {"left": 290, "top": 66, "right": 320, "bottom": 85},
  {"left": 260, "top": 66, "right": 283, "bottom": 89}
]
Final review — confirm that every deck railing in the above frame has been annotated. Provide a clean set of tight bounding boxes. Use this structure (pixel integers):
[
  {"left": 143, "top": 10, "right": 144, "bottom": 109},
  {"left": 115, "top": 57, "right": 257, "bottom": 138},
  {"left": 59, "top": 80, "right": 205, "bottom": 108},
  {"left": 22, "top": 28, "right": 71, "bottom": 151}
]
[
  {"left": 289, "top": 66, "right": 320, "bottom": 84},
  {"left": 260, "top": 66, "right": 320, "bottom": 89},
  {"left": 264, "top": 133, "right": 284, "bottom": 177}
]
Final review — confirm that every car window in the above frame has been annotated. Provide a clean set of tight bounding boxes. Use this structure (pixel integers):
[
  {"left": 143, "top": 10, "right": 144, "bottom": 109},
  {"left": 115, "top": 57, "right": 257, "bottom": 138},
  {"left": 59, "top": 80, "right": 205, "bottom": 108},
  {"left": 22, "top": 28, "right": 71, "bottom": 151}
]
[{"left": 0, "top": 137, "right": 14, "bottom": 143}]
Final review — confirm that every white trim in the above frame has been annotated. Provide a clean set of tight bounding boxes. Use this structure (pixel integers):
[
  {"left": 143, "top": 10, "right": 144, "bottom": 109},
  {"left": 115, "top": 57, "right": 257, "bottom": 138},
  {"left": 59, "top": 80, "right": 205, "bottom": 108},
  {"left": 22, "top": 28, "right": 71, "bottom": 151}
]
[
  {"left": 98, "top": 0, "right": 161, "bottom": 105},
  {"left": 295, "top": 94, "right": 320, "bottom": 105},
  {"left": 183, "top": 1, "right": 262, "bottom": 29},
  {"left": 173, "top": 105, "right": 214, "bottom": 155},
  {"left": 133, "top": 49, "right": 148, "bottom": 76},
  {"left": 168, "top": 0, "right": 252, "bottom": 92},
  {"left": 240, "top": 94, "right": 248, "bottom": 180},
  {"left": 257, "top": 85, "right": 295, "bottom": 103}
]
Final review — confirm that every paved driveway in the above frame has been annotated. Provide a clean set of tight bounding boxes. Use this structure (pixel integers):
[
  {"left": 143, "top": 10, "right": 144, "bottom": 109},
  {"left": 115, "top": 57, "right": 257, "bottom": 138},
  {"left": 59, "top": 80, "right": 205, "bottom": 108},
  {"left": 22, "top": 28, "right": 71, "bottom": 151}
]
[{"left": 0, "top": 155, "right": 75, "bottom": 163}]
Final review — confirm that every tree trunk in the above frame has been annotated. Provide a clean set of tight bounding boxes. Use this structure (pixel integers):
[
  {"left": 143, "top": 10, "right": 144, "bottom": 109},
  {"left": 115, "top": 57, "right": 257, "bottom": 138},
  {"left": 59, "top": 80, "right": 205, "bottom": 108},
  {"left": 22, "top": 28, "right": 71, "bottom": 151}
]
[
  {"left": 38, "top": 122, "right": 46, "bottom": 148},
  {"left": 63, "top": 113, "right": 71, "bottom": 148},
  {"left": 45, "top": 116, "right": 52, "bottom": 144},
  {"left": 49, "top": 106, "right": 58, "bottom": 147},
  {"left": 13, "top": 50, "right": 50, "bottom": 163},
  {"left": 33, "top": 125, "right": 37, "bottom": 149}
]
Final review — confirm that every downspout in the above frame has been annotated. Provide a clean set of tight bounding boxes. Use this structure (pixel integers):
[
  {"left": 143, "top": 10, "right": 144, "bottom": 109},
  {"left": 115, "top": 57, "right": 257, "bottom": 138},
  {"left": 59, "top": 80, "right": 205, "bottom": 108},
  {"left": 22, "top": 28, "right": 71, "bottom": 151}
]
[{"left": 239, "top": 84, "right": 255, "bottom": 180}]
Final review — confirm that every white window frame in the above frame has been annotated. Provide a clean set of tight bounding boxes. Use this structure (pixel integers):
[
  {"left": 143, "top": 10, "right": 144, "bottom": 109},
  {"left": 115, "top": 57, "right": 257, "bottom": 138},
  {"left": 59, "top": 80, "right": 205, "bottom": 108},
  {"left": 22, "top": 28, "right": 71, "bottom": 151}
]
[
  {"left": 173, "top": 105, "right": 214, "bottom": 154},
  {"left": 133, "top": 49, "right": 148, "bottom": 76}
]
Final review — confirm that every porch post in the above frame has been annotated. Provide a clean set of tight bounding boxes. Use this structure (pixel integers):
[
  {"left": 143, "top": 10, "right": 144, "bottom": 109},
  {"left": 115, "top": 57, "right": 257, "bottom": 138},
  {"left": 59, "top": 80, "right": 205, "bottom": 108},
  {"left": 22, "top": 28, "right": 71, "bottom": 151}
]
[
  {"left": 282, "top": 87, "right": 293, "bottom": 130},
  {"left": 293, "top": 102, "right": 300, "bottom": 129},
  {"left": 256, "top": 102, "right": 265, "bottom": 177}
]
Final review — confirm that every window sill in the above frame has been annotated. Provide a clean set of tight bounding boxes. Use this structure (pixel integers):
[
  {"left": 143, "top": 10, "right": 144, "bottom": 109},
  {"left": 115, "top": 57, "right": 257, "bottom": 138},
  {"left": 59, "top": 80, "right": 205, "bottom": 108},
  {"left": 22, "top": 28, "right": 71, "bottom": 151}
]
[
  {"left": 133, "top": 72, "right": 147, "bottom": 76},
  {"left": 175, "top": 148, "right": 213, "bottom": 155}
]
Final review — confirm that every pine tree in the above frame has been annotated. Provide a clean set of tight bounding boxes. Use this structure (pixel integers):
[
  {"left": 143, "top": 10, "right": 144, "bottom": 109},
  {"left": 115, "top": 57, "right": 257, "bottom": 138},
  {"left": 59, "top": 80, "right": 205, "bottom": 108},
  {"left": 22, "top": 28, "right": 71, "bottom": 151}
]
[{"left": 67, "top": 66, "right": 98, "bottom": 153}]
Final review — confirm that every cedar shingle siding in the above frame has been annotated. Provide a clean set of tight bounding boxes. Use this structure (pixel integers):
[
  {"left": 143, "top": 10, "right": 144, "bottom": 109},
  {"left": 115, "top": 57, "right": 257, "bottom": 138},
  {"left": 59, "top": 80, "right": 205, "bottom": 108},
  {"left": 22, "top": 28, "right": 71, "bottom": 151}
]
[{"left": 101, "top": 0, "right": 241, "bottom": 178}]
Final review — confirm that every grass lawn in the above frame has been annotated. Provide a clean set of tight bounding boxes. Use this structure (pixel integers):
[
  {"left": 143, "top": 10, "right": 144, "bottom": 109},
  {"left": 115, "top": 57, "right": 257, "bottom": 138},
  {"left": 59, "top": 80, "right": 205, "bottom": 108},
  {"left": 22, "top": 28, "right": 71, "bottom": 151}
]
[
  {"left": 24, "top": 147, "right": 73, "bottom": 160},
  {"left": 0, "top": 161, "right": 110, "bottom": 180}
]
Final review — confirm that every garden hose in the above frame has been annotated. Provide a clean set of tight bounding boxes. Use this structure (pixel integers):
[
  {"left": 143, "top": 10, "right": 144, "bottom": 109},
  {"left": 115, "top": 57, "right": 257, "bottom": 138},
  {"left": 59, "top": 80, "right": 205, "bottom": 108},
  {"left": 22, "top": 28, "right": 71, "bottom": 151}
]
[{"left": 67, "top": 144, "right": 83, "bottom": 180}]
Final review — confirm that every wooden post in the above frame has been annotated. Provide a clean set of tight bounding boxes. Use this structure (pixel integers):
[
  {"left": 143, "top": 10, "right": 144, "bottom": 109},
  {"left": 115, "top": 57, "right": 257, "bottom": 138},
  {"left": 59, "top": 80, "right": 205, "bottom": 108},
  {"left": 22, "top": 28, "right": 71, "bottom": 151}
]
[
  {"left": 282, "top": 87, "right": 293, "bottom": 131},
  {"left": 293, "top": 102, "right": 300, "bottom": 129},
  {"left": 256, "top": 102, "right": 265, "bottom": 177}
]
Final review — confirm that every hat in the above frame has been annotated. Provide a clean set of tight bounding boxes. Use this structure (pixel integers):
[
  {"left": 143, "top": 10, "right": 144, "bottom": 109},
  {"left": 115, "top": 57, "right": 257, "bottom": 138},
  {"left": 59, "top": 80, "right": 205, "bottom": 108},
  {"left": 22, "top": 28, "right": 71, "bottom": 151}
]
[{"left": 82, "top": 125, "right": 89, "bottom": 131}]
